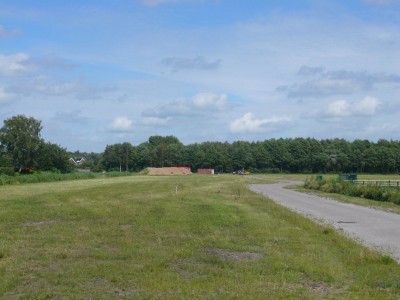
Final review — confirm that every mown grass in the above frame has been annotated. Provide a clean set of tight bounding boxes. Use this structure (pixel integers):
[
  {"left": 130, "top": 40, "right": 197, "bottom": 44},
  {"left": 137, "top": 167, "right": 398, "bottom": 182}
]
[{"left": 1, "top": 174, "right": 400, "bottom": 299}]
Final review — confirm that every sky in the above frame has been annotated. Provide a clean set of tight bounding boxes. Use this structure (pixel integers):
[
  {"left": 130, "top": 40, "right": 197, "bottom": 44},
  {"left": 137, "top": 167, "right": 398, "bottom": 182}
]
[{"left": 0, "top": 0, "right": 399, "bottom": 152}]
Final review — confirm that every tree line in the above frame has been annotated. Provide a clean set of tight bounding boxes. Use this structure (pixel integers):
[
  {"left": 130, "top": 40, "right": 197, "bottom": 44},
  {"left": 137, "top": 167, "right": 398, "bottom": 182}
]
[
  {"left": 1, "top": 115, "right": 400, "bottom": 174},
  {"left": 103, "top": 136, "right": 400, "bottom": 174}
]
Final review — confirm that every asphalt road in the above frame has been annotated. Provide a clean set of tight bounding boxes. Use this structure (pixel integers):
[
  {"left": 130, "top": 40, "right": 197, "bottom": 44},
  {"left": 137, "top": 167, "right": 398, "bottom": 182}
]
[{"left": 250, "top": 181, "right": 400, "bottom": 261}]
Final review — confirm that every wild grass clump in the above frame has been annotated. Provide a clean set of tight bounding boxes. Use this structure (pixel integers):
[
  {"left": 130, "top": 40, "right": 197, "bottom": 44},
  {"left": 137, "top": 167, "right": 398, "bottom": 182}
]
[{"left": 305, "top": 176, "right": 400, "bottom": 205}]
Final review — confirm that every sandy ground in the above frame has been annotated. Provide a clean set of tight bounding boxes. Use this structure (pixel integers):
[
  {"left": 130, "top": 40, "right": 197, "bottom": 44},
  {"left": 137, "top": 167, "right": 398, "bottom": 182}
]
[{"left": 250, "top": 181, "right": 400, "bottom": 261}]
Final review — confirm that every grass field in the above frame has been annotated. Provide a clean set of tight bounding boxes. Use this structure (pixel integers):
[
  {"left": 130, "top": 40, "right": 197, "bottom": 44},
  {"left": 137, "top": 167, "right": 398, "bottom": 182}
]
[{"left": 1, "top": 174, "right": 400, "bottom": 299}]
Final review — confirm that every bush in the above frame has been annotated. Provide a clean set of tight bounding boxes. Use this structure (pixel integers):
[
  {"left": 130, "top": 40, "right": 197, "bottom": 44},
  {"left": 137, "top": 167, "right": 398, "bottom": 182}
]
[
  {"left": 0, "top": 167, "right": 14, "bottom": 176},
  {"left": 0, "top": 175, "right": 14, "bottom": 185},
  {"left": 304, "top": 177, "right": 322, "bottom": 190},
  {"left": 304, "top": 177, "right": 400, "bottom": 206}
]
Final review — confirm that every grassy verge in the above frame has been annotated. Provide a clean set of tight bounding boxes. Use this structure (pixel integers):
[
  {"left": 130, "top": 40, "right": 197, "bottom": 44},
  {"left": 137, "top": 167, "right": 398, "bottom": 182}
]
[
  {"left": 303, "top": 175, "right": 400, "bottom": 209},
  {"left": 293, "top": 185, "right": 400, "bottom": 214},
  {"left": 0, "top": 171, "right": 133, "bottom": 186},
  {"left": 1, "top": 174, "right": 400, "bottom": 299}
]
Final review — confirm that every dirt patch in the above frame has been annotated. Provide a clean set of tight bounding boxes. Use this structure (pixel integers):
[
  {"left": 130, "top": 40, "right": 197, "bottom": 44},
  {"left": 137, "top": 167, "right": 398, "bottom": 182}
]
[
  {"left": 301, "top": 278, "right": 339, "bottom": 298},
  {"left": 205, "top": 249, "right": 263, "bottom": 261},
  {"left": 143, "top": 167, "right": 192, "bottom": 175},
  {"left": 112, "top": 287, "right": 137, "bottom": 297},
  {"left": 25, "top": 220, "right": 62, "bottom": 227},
  {"left": 170, "top": 259, "right": 210, "bottom": 281}
]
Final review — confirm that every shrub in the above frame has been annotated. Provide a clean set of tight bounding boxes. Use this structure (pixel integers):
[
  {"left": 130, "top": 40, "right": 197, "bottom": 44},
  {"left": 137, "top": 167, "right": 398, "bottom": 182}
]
[
  {"left": 304, "top": 177, "right": 400, "bottom": 206},
  {"left": 321, "top": 182, "right": 334, "bottom": 193},
  {"left": 304, "top": 176, "right": 325, "bottom": 190},
  {"left": 0, "top": 167, "right": 14, "bottom": 176}
]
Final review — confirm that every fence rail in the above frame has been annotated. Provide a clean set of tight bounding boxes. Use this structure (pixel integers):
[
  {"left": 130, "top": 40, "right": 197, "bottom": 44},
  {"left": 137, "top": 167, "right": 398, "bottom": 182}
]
[{"left": 349, "top": 180, "right": 400, "bottom": 187}]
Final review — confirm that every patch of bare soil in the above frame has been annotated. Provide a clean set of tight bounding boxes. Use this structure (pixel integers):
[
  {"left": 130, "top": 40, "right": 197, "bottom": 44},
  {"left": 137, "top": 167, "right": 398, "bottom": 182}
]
[
  {"left": 205, "top": 249, "right": 263, "bottom": 261},
  {"left": 144, "top": 167, "right": 192, "bottom": 175},
  {"left": 302, "top": 279, "right": 334, "bottom": 296},
  {"left": 24, "top": 220, "right": 62, "bottom": 227},
  {"left": 170, "top": 259, "right": 210, "bottom": 281}
]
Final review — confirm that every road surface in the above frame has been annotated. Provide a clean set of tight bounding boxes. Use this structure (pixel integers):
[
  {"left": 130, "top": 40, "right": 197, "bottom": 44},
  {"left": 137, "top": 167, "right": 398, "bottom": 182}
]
[{"left": 250, "top": 181, "right": 400, "bottom": 261}]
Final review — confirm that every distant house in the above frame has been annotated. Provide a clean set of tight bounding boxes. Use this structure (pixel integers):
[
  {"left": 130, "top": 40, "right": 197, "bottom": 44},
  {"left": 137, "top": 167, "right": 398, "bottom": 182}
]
[
  {"left": 69, "top": 157, "right": 86, "bottom": 165},
  {"left": 197, "top": 168, "right": 214, "bottom": 175}
]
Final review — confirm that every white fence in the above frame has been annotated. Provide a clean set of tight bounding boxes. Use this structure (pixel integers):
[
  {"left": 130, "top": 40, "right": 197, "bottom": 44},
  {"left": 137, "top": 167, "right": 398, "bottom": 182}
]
[{"left": 350, "top": 180, "right": 400, "bottom": 187}]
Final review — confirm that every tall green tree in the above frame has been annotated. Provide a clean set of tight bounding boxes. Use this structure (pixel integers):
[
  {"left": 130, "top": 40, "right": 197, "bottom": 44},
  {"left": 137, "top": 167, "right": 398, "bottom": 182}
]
[
  {"left": 102, "top": 142, "right": 135, "bottom": 171},
  {"left": 0, "top": 115, "right": 43, "bottom": 168},
  {"left": 230, "top": 141, "right": 254, "bottom": 171},
  {"left": 147, "top": 135, "right": 183, "bottom": 167},
  {"left": 265, "top": 139, "right": 292, "bottom": 172},
  {"left": 36, "top": 142, "right": 73, "bottom": 173}
]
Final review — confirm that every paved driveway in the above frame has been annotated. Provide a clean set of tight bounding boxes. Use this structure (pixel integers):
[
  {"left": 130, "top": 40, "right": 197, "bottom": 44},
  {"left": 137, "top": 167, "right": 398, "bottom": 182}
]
[{"left": 250, "top": 181, "right": 400, "bottom": 261}]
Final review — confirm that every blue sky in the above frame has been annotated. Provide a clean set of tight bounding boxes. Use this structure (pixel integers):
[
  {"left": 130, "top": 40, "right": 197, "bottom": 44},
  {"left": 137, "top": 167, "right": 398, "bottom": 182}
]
[{"left": 1, "top": 0, "right": 399, "bottom": 152}]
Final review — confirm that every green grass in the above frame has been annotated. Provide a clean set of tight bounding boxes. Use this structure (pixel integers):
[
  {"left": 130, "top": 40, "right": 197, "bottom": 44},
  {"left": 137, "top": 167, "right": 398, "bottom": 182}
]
[
  {"left": 0, "top": 171, "right": 135, "bottom": 186},
  {"left": 1, "top": 174, "right": 400, "bottom": 299}
]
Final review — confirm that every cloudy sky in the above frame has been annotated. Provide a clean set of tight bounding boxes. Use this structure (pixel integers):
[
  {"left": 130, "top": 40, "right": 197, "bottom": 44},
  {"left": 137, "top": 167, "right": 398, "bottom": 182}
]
[{"left": 1, "top": 0, "right": 399, "bottom": 152}]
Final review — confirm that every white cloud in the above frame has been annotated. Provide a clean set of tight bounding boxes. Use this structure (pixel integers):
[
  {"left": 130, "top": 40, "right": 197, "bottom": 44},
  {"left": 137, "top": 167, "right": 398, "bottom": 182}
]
[
  {"left": 354, "top": 96, "right": 381, "bottom": 115},
  {"left": 30, "top": 79, "right": 80, "bottom": 95},
  {"left": 192, "top": 93, "right": 227, "bottom": 109},
  {"left": 142, "top": 92, "right": 231, "bottom": 119},
  {"left": 327, "top": 100, "right": 350, "bottom": 117},
  {"left": 325, "top": 97, "right": 381, "bottom": 118},
  {"left": 109, "top": 116, "right": 133, "bottom": 131},
  {"left": 229, "top": 113, "right": 292, "bottom": 133},
  {"left": 0, "top": 53, "right": 34, "bottom": 76}
]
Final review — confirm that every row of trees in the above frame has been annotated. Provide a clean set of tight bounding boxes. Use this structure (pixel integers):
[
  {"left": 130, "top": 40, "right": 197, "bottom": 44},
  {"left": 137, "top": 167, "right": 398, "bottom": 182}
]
[
  {"left": 102, "top": 136, "right": 400, "bottom": 174},
  {"left": 1, "top": 115, "right": 400, "bottom": 174},
  {"left": 0, "top": 115, "right": 73, "bottom": 173}
]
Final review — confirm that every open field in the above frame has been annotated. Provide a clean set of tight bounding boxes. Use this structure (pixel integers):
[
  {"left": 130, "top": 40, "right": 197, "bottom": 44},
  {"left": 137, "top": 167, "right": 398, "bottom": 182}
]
[{"left": 1, "top": 174, "right": 400, "bottom": 299}]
